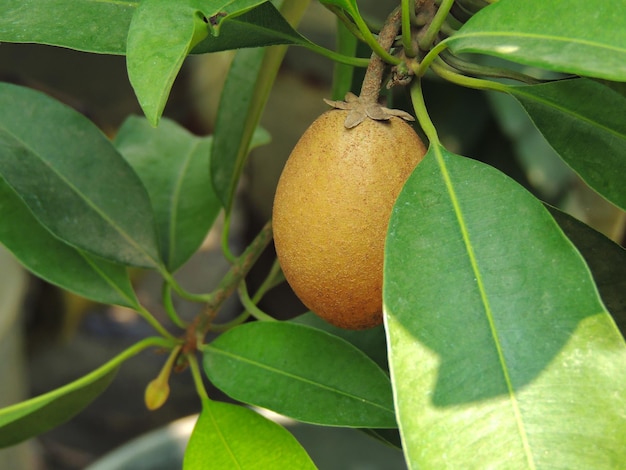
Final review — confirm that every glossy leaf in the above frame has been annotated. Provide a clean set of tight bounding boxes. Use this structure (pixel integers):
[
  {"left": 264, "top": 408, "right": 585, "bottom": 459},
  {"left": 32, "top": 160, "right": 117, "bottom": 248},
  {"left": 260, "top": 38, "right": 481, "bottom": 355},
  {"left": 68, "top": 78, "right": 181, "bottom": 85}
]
[
  {"left": 0, "top": 180, "right": 138, "bottom": 308},
  {"left": 0, "top": 1, "right": 307, "bottom": 57},
  {"left": 210, "top": 42, "right": 273, "bottom": 208},
  {"left": 203, "top": 322, "right": 397, "bottom": 428},
  {"left": 0, "top": 338, "right": 170, "bottom": 448},
  {"left": 447, "top": 0, "right": 626, "bottom": 81},
  {"left": 126, "top": 0, "right": 314, "bottom": 125},
  {"left": 384, "top": 145, "right": 626, "bottom": 468},
  {"left": 291, "top": 312, "right": 388, "bottom": 371},
  {"left": 202, "top": 0, "right": 267, "bottom": 35},
  {"left": 192, "top": 1, "right": 308, "bottom": 54},
  {"left": 114, "top": 116, "right": 221, "bottom": 272},
  {"left": 508, "top": 78, "right": 626, "bottom": 210},
  {"left": 0, "top": 83, "right": 161, "bottom": 268},
  {"left": 184, "top": 399, "right": 316, "bottom": 469},
  {"left": 209, "top": 0, "right": 310, "bottom": 211},
  {"left": 0, "top": 0, "right": 137, "bottom": 54},
  {"left": 549, "top": 207, "right": 626, "bottom": 336},
  {"left": 331, "top": 18, "right": 359, "bottom": 101},
  {"left": 318, "top": 0, "right": 360, "bottom": 18},
  {"left": 126, "top": 0, "right": 209, "bottom": 125}
]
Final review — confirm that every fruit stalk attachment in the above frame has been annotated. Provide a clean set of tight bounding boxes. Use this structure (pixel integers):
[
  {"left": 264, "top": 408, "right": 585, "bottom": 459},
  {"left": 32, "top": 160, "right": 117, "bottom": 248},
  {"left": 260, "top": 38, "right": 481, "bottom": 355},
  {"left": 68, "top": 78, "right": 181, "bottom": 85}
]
[{"left": 324, "top": 6, "right": 414, "bottom": 128}]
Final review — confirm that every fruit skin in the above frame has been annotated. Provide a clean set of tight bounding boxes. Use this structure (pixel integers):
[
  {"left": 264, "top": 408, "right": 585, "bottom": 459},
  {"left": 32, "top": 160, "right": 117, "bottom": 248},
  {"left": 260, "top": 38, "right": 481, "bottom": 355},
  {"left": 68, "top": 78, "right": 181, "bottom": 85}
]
[{"left": 273, "top": 109, "right": 427, "bottom": 329}]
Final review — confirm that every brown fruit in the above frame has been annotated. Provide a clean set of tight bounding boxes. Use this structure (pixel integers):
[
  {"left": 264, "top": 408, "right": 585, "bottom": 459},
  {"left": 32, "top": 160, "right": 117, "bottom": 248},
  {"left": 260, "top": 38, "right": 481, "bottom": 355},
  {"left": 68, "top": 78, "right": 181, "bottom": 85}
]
[{"left": 272, "top": 109, "right": 427, "bottom": 329}]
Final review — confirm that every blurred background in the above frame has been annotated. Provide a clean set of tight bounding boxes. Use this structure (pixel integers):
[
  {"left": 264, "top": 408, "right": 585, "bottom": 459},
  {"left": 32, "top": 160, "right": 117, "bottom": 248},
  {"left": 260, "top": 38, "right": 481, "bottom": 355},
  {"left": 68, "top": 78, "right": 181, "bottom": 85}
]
[{"left": 0, "top": 1, "right": 624, "bottom": 469}]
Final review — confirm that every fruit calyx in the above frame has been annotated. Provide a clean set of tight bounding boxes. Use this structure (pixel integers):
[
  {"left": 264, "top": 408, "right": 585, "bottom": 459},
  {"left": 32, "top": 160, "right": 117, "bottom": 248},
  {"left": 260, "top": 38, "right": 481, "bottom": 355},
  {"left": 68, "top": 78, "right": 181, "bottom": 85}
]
[{"left": 324, "top": 92, "right": 415, "bottom": 129}]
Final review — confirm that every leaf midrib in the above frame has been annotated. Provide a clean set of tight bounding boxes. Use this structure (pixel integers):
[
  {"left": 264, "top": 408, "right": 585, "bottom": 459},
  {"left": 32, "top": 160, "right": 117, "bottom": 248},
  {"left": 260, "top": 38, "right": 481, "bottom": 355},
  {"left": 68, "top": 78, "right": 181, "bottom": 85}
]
[
  {"left": 434, "top": 145, "right": 537, "bottom": 470},
  {"left": 207, "top": 346, "right": 396, "bottom": 417},
  {"left": 4, "top": 130, "right": 158, "bottom": 267},
  {"left": 510, "top": 87, "right": 626, "bottom": 142}
]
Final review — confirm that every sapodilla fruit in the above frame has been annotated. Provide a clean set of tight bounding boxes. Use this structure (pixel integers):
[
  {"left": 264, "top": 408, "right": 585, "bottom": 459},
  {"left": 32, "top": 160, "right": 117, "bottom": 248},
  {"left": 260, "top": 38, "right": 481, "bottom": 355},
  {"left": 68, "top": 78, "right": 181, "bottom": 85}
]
[{"left": 272, "top": 109, "right": 427, "bottom": 329}]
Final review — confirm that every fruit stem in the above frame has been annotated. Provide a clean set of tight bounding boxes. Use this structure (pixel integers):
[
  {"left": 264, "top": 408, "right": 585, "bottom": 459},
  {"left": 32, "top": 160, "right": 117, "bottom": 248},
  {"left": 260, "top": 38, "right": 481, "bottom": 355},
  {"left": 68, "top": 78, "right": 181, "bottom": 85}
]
[
  {"left": 238, "top": 281, "right": 276, "bottom": 322},
  {"left": 440, "top": 50, "right": 543, "bottom": 85},
  {"left": 418, "top": 0, "right": 454, "bottom": 51},
  {"left": 430, "top": 57, "right": 511, "bottom": 93},
  {"left": 410, "top": 78, "right": 440, "bottom": 146},
  {"left": 401, "top": 0, "right": 417, "bottom": 58},
  {"left": 183, "top": 221, "right": 274, "bottom": 348},
  {"left": 187, "top": 352, "right": 209, "bottom": 401},
  {"left": 358, "top": 6, "right": 403, "bottom": 104},
  {"left": 136, "top": 304, "right": 179, "bottom": 340},
  {"left": 162, "top": 283, "right": 188, "bottom": 329}
]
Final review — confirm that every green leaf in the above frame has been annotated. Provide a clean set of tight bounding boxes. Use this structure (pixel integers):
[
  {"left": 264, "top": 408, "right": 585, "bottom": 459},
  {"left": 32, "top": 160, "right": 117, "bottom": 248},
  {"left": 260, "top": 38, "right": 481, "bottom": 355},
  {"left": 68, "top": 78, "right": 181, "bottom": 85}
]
[
  {"left": 0, "top": 1, "right": 315, "bottom": 58},
  {"left": 508, "top": 78, "right": 626, "bottom": 210},
  {"left": 446, "top": 0, "right": 626, "bottom": 81},
  {"left": 290, "top": 312, "right": 388, "bottom": 371},
  {"left": 127, "top": 0, "right": 313, "bottom": 125},
  {"left": 331, "top": 17, "right": 359, "bottom": 101},
  {"left": 0, "top": 83, "right": 161, "bottom": 268},
  {"left": 184, "top": 399, "right": 316, "bottom": 469},
  {"left": 549, "top": 206, "right": 626, "bottom": 336},
  {"left": 384, "top": 145, "right": 626, "bottom": 468},
  {"left": 209, "top": 0, "right": 319, "bottom": 210},
  {"left": 318, "top": 0, "right": 360, "bottom": 18},
  {"left": 126, "top": 0, "right": 209, "bottom": 125},
  {"left": 0, "top": 0, "right": 137, "bottom": 54},
  {"left": 192, "top": 1, "right": 307, "bottom": 54},
  {"left": 0, "top": 337, "right": 170, "bottom": 448},
  {"left": 203, "top": 322, "right": 397, "bottom": 428},
  {"left": 114, "top": 116, "right": 221, "bottom": 272},
  {"left": 201, "top": 0, "right": 267, "bottom": 35},
  {"left": 0, "top": 179, "right": 138, "bottom": 308},
  {"left": 210, "top": 46, "right": 273, "bottom": 208}
]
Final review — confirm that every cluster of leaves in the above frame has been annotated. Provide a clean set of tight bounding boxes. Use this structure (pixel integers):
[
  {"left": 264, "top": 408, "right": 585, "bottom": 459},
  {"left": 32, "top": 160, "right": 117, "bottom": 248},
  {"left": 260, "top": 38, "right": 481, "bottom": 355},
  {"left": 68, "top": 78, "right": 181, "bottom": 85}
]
[{"left": 0, "top": 0, "right": 625, "bottom": 468}]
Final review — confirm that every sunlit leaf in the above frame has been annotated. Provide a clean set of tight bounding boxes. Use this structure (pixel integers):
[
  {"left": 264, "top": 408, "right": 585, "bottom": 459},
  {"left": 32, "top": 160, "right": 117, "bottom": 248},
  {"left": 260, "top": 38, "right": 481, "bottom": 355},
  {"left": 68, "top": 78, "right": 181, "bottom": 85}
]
[
  {"left": 549, "top": 206, "right": 626, "bottom": 336},
  {"left": 184, "top": 399, "right": 315, "bottom": 469},
  {"left": 384, "top": 145, "right": 626, "bottom": 468}
]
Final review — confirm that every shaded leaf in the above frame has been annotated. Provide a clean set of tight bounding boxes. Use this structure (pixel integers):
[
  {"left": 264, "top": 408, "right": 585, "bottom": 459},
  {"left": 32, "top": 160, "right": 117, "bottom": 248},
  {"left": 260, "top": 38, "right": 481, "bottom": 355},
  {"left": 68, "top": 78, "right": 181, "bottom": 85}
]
[
  {"left": 447, "top": 0, "right": 626, "bottom": 81},
  {"left": 0, "top": 179, "right": 138, "bottom": 308},
  {"left": 202, "top": 0, "right": 267, "bottom": 35},
  {"left": 115, "top": 116, "right": 221, "bottom": 272},
  {"left": 331, "top": 17, "right": 359, "bottom": 101},
  {"left": 203, "top": 322, "right": 397, "bottom": 428},
  {"left": 508, "top": 78, "right": 626, "bottom": 210},
  {"left": 318, "top": 0, "right": 360, "bottom": 18},
  {"left": 290, "top": 312, "right": 388, "bottom": 371},
  {"left": 0, "top": 0, "right": 137, "bottom": 54},
  {"left": 184, "top": 399, "right": 315, "bottom": 469},
  {"left": 384, "top": 145, "right": 626, "bottom": 468},
  {"left": 192, "top": 1, "right": 307, "bottom": 54},
  {"left": 209, "top": 1, "right": 317, "bottom": 209},
  {"left": 0, "top": 337, "right": 170, "bottom": 448},
  {"left": 0, "top": 83, "right": 161, "bottom": 268},
  {"left": 549, "top": 206, "right": 626, "bottom": 336},
  {"left": 210, "top": 45, "right": 273, "bottom": 208}
]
